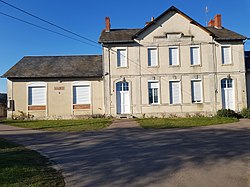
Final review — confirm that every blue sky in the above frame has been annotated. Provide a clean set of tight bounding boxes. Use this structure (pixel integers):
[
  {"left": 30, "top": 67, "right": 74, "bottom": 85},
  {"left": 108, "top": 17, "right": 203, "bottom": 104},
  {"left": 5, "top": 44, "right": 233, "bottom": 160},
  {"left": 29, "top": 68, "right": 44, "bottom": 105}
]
[{"left": 0, "top": 0, "right": 250, "bottom": 93}]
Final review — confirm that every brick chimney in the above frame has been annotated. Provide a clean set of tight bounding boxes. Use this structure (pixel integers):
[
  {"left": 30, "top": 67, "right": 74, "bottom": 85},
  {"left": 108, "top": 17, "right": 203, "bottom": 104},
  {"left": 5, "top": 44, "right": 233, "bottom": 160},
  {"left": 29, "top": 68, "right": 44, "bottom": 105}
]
[
  {"left": 214, "top": 14, "right": 222, "bottom": 28},
  {"left": 105, "top": 17, "right": 111, "bottom": 32},
  {"left": 208, "top": 19, "right": 215, "bottom": 27}
]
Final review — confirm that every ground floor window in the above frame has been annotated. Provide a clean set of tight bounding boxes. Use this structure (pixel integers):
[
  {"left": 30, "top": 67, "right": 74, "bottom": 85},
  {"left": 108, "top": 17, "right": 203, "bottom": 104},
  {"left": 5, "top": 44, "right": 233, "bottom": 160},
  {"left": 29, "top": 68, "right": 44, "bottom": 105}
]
[
  {"left": 28, "top": 86, "right": 46, "bottom": 106},
  {"left": 73, "top": 85, "right": 90, "bottom": 104},
  {"left": 191, "top": 80, "right": 202, "bottom": 103},
  {"left": 148, "top": 81, "right": 159, "bottom": 104},
  {"left": 169, "top": 81, "right": 181, "bottom": 104}
]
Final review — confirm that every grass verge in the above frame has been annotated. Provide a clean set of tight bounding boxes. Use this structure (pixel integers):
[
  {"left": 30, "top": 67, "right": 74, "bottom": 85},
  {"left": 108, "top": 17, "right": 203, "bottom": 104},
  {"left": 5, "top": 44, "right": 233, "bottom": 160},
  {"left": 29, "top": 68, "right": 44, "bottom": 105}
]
[
  {"left": 137, "top": 117, "right": 239, "bottom": 129},
  {"left": 0, "top": 118, "right": 112, "bottom": 132},
  {"left": 0, "top": 138, "right": 64, "bottom": 187}
]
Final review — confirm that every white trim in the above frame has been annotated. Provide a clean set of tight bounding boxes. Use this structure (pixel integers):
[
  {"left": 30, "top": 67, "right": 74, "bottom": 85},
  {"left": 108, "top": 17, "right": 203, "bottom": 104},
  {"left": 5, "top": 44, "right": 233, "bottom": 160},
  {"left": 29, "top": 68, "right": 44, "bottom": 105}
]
[
  {"left": 116, "top": 47, "right": 128, "bottom": 68},
  {"left": 169, "top": 80, "right": 181, "bottom": 105},
  {"left": 169, "top": 46, "right": 180, "bottom": 66},
  {"left": 191, "top": 79, "right": 203, "bottom": 103},
  {"left": 221, "top": 45, "right": 232, "bottom": 65},
  {"left": 190, "top": 46, "right": 201, "bottom": 66},
  {"left": 72, "top": 81, "right": 90, "bottom": 86},
  {"left": 72, "top": 81, "right": 91, "bottom": 105},
  {"left": 148, "top": 80, "right": 160, "bottom": 104},
  {"left": 26, "top": 82, "right": 47, "bottom": 108},
  {"left": 147, "top": 47, "right": 158, "bottom": 67}
]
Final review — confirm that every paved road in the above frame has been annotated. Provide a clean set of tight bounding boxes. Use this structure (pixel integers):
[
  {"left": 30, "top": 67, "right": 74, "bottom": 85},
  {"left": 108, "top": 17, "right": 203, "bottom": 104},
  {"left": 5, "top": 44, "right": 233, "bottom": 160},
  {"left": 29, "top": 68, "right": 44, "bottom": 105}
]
[{"left": 1, "top": 120, "right": 250, "bottom": 187}]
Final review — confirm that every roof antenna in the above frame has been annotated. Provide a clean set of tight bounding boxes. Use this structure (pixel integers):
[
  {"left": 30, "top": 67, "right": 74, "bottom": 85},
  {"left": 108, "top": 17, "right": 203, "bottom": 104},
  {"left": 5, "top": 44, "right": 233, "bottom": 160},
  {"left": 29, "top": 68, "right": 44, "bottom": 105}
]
[{"left": 205, "top": 6, "right": 209, "bottom": 26}]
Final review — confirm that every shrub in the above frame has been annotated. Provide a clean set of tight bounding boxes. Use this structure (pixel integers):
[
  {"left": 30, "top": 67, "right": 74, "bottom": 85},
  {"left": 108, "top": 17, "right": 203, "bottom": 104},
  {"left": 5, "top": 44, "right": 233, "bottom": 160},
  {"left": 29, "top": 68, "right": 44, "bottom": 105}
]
[
  {"left": 240, "top": 108, "right": 250, "bottom": 119},
  {"left": 217, "top": 109, "right": 239, "bottom": 118}
]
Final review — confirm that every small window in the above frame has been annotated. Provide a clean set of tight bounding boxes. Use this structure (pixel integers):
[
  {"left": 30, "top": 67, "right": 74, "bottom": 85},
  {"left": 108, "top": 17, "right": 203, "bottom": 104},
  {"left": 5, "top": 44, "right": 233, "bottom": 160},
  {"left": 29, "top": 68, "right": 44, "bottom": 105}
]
[
  {"left": 222, "top": 46, "right": 231, "bottom": 64},
  {"left": 148, "top": 82, "right": 159, "bottom": 104},
  {"left": 191, "top": 80, "right": 202, "bottom": 103},
  {"left": 73, "top": 85, "right": 90, "bottom": 104},
  {"left": 169, "top": 47, "right": 179, "bottom": 66},
  {"left": 148, "top": 48, "right": 158, "bottom": 66},
  {"left": 116, "top": 82, "right": 129, "bottom": 91},
  {"left": 190, "top": 47, "right": 200, "bottom": 65},
  {"left": 117, "top": 49, "right": 127, "bottom": 67},
  {"left": 170, "top": 81, "right": 181, "bottom": 104},
  {"left": 28, "top": 86, "right": 46, "bottom": 106}
]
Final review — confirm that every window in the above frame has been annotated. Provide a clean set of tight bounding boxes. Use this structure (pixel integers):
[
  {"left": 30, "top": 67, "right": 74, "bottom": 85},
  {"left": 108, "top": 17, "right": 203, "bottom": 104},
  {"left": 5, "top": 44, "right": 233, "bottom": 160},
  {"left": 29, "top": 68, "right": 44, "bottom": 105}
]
[
  {"left": 117, "top": 49, "right": 127, "bottom": 67},
  {"left": 148, "top": 82, "right": 159, "bottom": 104},
  {"left": 170, "top": 81, "right": 181, "bottom": 104},
  {"left": 148, "top": 48, "right": 158, "bottom": 66},
  {"left": 28, "top": 86, "right": 46, "bottom": 105},
  {"left": 190, "top": 47, "right": 200, "bottom": 65},
  {"left": 191, "top": 80, "right": 202, "bottom": 103},
  {"left": 222, "top": 46, "right": 231, "bottom": 64},
  {"left": 73, "top": 85, "right": 90, "bottom": 104},
  {"left": 116, "top": 82, "right": 129, "bottom": 91},
  {"left": 169, "top": 47, "right": 179, "bottom": 66}
]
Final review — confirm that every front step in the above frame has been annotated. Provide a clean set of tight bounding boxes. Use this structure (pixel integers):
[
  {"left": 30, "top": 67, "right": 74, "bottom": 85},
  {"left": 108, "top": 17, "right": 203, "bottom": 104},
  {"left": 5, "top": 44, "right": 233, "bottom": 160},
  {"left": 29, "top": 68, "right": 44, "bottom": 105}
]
[{"left": 116, "top": 114, "right": 134, "bottom": 119}]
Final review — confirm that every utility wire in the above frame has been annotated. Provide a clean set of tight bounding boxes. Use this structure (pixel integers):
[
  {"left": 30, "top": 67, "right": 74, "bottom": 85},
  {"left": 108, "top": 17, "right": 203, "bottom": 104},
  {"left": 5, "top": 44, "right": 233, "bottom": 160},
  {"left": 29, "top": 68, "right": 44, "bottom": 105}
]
[
  {"left": 0, "top": 11, "right": 100, "bottom": 49},
  {"left": 0, "top": 0, "right": 98, "bottom": 45}
]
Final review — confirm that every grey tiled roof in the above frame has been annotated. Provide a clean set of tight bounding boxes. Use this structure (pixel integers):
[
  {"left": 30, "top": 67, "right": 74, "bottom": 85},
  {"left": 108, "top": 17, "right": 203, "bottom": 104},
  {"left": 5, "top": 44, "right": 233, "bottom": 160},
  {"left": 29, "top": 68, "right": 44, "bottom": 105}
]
[
  {"left": 206, "top": 27, "right": 247, "bottom": 41},
  {"left": 2, "top": 55, "right": 103, "bottom": 78},
  {"left": 99, "top": 29, "right": 141, "bottom": 43},
  {"left": 99, "top": 6, "right": 247, "bottom": 44}
]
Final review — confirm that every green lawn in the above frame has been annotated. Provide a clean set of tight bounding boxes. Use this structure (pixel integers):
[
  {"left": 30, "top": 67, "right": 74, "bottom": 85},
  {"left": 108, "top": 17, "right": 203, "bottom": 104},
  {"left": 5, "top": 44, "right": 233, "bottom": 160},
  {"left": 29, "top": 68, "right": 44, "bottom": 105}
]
[
  {"left": 137, "top": 117, "right": 239, "bottom": 129},
  {"left": 0, "top": 138, "right": 64, "bottom": 187},
  {"left": 0, "top": 118, "right": 112, "bottom": 132}
]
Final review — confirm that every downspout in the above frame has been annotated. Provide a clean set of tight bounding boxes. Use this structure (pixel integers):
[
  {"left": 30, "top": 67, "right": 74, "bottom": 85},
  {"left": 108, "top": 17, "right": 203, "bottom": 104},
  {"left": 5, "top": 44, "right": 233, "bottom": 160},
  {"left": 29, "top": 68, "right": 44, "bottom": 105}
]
[
  {"left": 212, "top": 38, "right": 218, "bottom": 113},
  {"left": 139, "top": 41, "right": 143, "bottom": 115},
  {"left": 108, "top": 47, "right": 112, "bottom": 115}
]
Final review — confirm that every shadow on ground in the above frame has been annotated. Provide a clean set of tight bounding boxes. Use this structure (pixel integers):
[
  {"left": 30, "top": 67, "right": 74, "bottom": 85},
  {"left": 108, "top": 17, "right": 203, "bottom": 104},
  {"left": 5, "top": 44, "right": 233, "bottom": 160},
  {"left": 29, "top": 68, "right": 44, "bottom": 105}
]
[{"left": 1, "top": 121, "right": 250, "bottom": 186}]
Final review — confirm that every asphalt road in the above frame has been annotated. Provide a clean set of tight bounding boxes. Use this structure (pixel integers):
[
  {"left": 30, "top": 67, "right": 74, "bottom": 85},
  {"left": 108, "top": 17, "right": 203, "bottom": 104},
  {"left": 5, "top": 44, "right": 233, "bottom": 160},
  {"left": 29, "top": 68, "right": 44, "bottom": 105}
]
[{"left": 0, "top": 120, "right": 250, "bottom": 187}]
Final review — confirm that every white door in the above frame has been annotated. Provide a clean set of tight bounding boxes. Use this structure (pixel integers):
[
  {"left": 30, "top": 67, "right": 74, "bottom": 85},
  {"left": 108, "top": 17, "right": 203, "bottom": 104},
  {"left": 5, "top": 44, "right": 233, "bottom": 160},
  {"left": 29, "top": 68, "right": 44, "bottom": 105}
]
[
  {"left": 222, "top": 79, "right": 234, "bottom": 110},
  {"left": 116, "top": 82, "right": 130, "bottom": 114}
]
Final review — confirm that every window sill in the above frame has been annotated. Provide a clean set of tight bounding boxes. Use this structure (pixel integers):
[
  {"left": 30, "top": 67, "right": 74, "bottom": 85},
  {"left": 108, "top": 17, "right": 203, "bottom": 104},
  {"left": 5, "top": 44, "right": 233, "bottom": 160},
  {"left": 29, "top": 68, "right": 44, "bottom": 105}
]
[
  {"left": 148, "top": 66, "right": 159, "bottom": 68},
  {"left": 149, "top": 103, "right": 160, "bottom": 105},
  {"left": 222, "top": 63, "right": 233, "bottom": 66},
  {"left": 192, "top": 102, "right": 203, "bottom": 104},
  {"left": 117, "top": 66, "right": 129, "bottom": 69},
  {"left": 28, "top": 105, "right": 46, "bottom": 111},
  {"left": 169, "top": 65, "right": 180, "bottom": 67},
  {"left": 169, "top": 103, "right": 182, "bottom": 106},
  {"left": 73, "top": 104, "right": 91, "bottom": 110},
  {"left": 190, "top": 64, "right": 201, "bottom": 67}
]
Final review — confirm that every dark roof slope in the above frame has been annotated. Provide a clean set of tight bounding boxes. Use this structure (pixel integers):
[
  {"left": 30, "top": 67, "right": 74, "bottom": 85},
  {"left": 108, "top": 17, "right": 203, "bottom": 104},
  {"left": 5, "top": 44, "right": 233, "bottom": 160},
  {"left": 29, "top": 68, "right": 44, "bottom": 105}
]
[
  {"left": 206, "top": 27, "right": 247, "bottom": 41},
  {"left": 2, "top": 55, "right": 103, "bottom": 78},
  {"left": 99, "top": 29, "right": 141, "bottom": 43}
]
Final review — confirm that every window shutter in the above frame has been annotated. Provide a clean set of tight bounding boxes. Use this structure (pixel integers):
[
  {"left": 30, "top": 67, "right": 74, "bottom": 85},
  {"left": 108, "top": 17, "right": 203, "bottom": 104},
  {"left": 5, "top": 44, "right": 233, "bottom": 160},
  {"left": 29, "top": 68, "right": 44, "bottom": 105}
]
[
  {"left": 73, "top": 86, "right": 90, "bottom": 104},
  {"left": 28, "top": 87, "right": 46, "bottom": 105},
  {"left": 148, "top": 48, "right": 157, "bottom": 66},
  {"left": 169, "top": 48, "right": 179, "bottom": 65},
  {"left": 117, "top": 49, "right": 127, "bottom": 67},
  {"left": 170, "top": 81, "right": 180, "bottom": 104},
  {"left": 190, "top": 47, "right": 200, "bottom": 65},
  {"left": 192, "top": 81, "right": 202, "bottom": 102},
  {"left": 222, "top": 46, "right": 231, "bottom": 64}
]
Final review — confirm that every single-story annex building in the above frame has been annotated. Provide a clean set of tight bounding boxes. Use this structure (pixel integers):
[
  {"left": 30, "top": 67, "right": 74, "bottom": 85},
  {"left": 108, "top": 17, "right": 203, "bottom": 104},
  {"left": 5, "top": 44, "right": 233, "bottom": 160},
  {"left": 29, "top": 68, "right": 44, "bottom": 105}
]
[{"left": 2, "top": 6, "right": 249, "bottom": 119}]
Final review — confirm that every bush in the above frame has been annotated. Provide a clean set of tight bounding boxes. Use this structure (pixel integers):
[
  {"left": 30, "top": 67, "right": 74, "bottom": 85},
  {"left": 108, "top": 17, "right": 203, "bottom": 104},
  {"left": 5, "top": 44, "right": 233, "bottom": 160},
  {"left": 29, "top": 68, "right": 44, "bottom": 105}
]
[
  {"left": 240, "top": 108, "right": 250, "bottom": 119},
  {"left": 217, "top": 109, "right": 239, "bottom": 118}
]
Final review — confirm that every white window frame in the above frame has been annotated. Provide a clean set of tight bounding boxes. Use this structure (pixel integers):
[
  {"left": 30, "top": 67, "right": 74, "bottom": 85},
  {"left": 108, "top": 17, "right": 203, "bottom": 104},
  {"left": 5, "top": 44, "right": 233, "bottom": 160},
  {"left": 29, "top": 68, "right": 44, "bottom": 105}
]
[
  {"left": 117, "top": 48, "right": 128, "bottom": 68},
  {"left": 27, "top": 82, "right": 47, "bottom": 106},
  {"left": 169, "top": 46, "right": 179, "bottom": 66},
  {"left": 148, "top": 47, "right": 158, "bottom": 67},
  {"left": 169, "top": 80, "right": 181, "bottom": 105},
  {"left": 191, "top": 80, "right": 203, "bottom": 103},
  {"left": 72, "top": 81, "right": 91, "bottom": 105},
  {"left": 148, "top": 81, "right": 160, "bottom": 104},
  {"left": 190, "top": 46, "right": 201, "bottom": 66},
  {"left": 221, "top": 45, "right": 232, "bottom": 65}
]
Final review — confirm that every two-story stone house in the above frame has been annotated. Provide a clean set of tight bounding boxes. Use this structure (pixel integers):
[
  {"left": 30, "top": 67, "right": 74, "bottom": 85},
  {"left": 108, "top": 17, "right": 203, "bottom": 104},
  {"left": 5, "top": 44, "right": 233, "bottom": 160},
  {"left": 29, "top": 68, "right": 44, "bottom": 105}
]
[
  {"left": 2, "top": 6, "right": 248, "bottom": 119},
  {"left": 99, "top": 6, "right": 247, "bottom": 117}
]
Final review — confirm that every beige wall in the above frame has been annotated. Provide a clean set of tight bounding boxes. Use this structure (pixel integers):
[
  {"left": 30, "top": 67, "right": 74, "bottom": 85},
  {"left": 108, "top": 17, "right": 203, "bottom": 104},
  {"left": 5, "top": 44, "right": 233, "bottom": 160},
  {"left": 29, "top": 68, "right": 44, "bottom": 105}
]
[
  {"left": 103, "top": 11, "right": 247, "bottom": 117},
  {"left": 7, "top": 78, "right": 104, "bottom": 119}
]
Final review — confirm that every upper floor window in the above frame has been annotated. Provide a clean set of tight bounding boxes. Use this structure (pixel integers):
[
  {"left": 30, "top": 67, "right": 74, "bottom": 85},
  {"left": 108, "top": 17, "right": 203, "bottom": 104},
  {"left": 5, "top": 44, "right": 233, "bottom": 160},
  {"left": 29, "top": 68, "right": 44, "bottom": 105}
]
[
  {"left": 191, "top": 80, "right": 202, "bottom": 103},
  {"left": 148, "top": 48, "right": 158, "bottom": 67},
  {"left": 221, "top": 46, "right": 231, "bottom": 65},
  {"left": 28, "top": 82, "right": 46, "bottom": 106},
  {"left": 169, "top": 81, "right": 181, "bottom": 104},
  {"left": 169, "top": 47, "right": 179, "bottom": 66},
  {"left": 190, "top": 46, "right": 200, "bottom": 65},
  {"left": 73, "top": 82, "right": 91, "bottom": 105},
  {"left": 117, "top": 48, "right": 127, "bottom": 67},
  {"left": 148, "top": 81, "right": 159, "bottom": 104}
]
